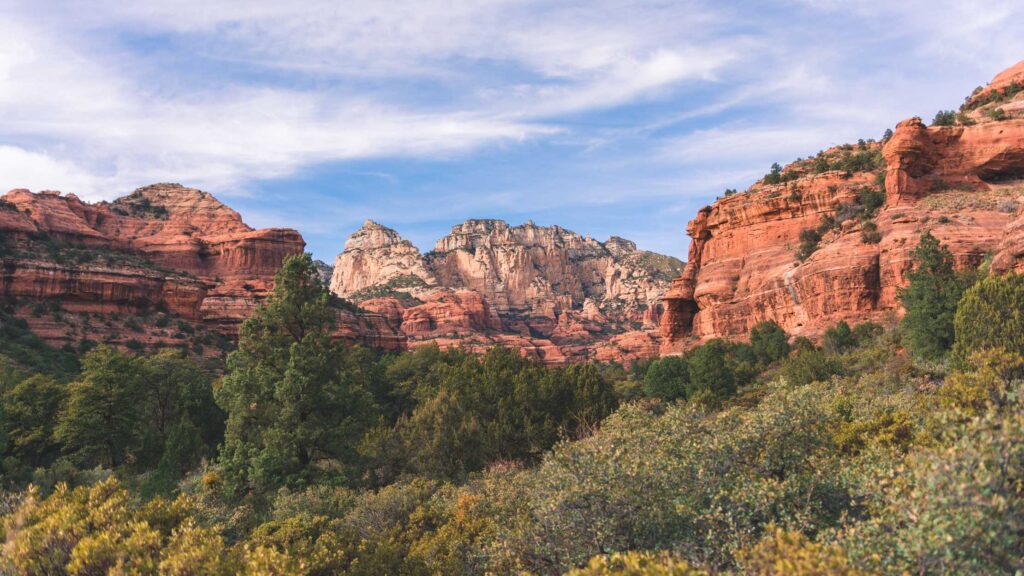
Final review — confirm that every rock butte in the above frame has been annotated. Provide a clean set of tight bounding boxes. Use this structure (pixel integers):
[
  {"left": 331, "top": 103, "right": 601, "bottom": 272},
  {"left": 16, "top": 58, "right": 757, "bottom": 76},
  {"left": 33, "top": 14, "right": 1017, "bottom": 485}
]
[
  {"left": 0, "top": 184, "right": 404, "bottom": 353},
  {"left": 330, "top": 219, "right": 682, "bottom": 365},
  {"left": 660, "top": 59, "right": 1024, "bottom": 354}
]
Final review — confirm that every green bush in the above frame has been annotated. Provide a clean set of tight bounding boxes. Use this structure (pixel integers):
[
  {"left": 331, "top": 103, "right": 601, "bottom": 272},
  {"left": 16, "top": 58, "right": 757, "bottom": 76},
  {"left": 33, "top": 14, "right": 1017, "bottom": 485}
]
[
  {"left": 642, "top": 356, "right": 689, "bottom": 401},
  {"left": 952, "top": 273, "right": 1024, "bottom": 366},
  {"left": 781, "top": 347, "right": 842, "bottom": 387},
  {"left": 840, "top": 395, "right": 1024, "bottom": 574},
  {"left": 749, "top": 321, "right": 790, "bottom": 366}
]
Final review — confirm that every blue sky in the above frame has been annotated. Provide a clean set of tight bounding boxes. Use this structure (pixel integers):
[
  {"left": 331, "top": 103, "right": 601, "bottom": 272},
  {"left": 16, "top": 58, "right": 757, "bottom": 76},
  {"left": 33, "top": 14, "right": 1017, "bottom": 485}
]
[{"left": 2, "top": 1, "right": 1024, "bottom": 260}]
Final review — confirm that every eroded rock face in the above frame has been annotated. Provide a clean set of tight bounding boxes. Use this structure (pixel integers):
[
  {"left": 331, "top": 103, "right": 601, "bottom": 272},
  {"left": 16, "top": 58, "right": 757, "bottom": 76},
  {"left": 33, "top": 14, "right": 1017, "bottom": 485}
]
[
  {"left": 0, "top": 185, "right": 404, "bottom": 352},
  {"left": 330, "top": 219, "right": 683, "bottom": 364},
  {"left": 660, "top": 61, "right": 1024, "bottom": 354}
]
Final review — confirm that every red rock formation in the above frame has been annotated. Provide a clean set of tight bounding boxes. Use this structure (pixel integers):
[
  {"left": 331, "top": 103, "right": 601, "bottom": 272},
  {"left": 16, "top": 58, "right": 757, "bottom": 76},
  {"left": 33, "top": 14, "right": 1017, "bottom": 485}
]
[
  {"left": 965, "top": 59, "right": 1024, "bottom": 109},
  {"left": 0, "top": 184, "right": 404, "bottom": 352},
  {"left": 331, "top": 219, "right": 681, "bottom": 364},
  {"left": 661, "top": 62, "right": 1024, "bottom": 354}
]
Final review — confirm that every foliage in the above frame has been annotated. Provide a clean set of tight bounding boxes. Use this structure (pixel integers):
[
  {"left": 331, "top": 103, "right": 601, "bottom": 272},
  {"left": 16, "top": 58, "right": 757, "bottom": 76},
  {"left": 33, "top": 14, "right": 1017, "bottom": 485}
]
[
  {"left": 940, "top": 348, "right": 1024, "bottom": 416},
  {"left": 738, "top": 527, "right": 864, "bottom": 575},
  {"left": 749, "top": 321, "right": 790, "bottom": 367},
  {"left": 54, "top": 346, "right": 143, "bottom": 469},
  {"left": 0, "top": 478, "right": 236, "bottom": 575},
  {"left": 216, "top": 253, "right": 379, "bottom": 498},
  {"left": 2, "top": 374, "right": 65, "bottom": 472},
  {"left": 839, "top": 392, "right": 1024, "bottom": 575},
  {"left": 0, "top": 309, "right": 79, "bottom": 378},
  {"left": 898, "top": 231, "right": 976, "bottom": 360},
  {"left": 781, "top": 347, "right": 842, "bottom": 387},
  {"left": 951, "top": 272, "right": 1024, "bottom": 366},
  {"left": 796, "top": 228, "right": 821, "bottom": 261},
  {"left": 566, "top": 552, "right": 708, "bottom": 575},
  {"left": 932, "top": 109, "right": 957, "bottom": 126},
  {"left": 365, "top": 347, "right": 618, "bottom": 484},
  {"left": 642, "top": 355, "right": 688, "bottom": 401}
]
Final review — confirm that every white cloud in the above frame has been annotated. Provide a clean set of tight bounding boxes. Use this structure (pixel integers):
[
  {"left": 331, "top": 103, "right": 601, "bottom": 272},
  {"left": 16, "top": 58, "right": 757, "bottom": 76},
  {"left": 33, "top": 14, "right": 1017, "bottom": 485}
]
[
  {"left": 0, "top": 0, "right": 740, "bottom": 199},
  {"left": 0, "top": 146, "right": 108, "bottom": 197}
]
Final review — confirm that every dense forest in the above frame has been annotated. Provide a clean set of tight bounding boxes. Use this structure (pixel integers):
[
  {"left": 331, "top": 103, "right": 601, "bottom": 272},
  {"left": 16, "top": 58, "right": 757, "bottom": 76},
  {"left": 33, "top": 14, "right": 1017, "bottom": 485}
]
[{"left": 3, "top": 234, "right": 1023, "bottom": 575}]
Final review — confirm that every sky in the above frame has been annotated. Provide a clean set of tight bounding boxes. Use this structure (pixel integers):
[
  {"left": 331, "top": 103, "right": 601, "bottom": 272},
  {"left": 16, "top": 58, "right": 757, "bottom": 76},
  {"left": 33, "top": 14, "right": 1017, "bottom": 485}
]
[{"left": 2, "top": 1, "right": 1024, "bottom": 261}]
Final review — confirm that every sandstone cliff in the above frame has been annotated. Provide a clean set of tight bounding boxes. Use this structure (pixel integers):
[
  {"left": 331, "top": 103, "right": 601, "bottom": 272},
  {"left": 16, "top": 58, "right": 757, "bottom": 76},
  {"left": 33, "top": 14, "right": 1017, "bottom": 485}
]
[
  {"left": 330, "top": 219, "right": 682, "bottom": 364},
  {"left": 0, "top": 184, "right": 404, "bottom": 353},
  {"left": 661, "top": 60, "right": 1024, "bottom": 353}
]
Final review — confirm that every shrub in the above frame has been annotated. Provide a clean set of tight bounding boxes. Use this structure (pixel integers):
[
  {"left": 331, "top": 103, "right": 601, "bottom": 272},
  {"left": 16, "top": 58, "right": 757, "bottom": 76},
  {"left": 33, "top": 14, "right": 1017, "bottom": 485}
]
[
  {"left": 823, "top": 321, "right": 855, "bottom": 353},
  {"left": 739, "top": 527, "right": 864, "bottom": 575},
  {"left": 940, "top": 348, "right": 1024, "bottom": 416},
  {"left": 857, "top": 186, "right": 885, "bottom": 216},
  {"left": 952, "top": 273, "right": 1024, "bottom": 366},
  {"left": 840, "top": 397, "right": 1024, "bottom": 574},
  {"left": 749, "top": 321, "right": 791, "bottom": 366},
  {"left": 796, "top": 228, "right": 822, "bottom": 261},
  {"left": 642, "top": 356, "right": 689, "bottom": 401},
  {"left": 987, "top": 107, "right": 1007, "bottom": 121},
  {"left": 932, "top": 110, "right": 957, "bottom": 126},
  {"left": 781, "top": 348, "right": 842, "bottom": 387},
  {"left": 567, "top": 552, "right": 708, "bottom": 575},
  {"left": 860, "top": 221, "right": 881, "bottom": 244},
  {"left": 686, "top": 339, "right": 736, "bottom": 403}
]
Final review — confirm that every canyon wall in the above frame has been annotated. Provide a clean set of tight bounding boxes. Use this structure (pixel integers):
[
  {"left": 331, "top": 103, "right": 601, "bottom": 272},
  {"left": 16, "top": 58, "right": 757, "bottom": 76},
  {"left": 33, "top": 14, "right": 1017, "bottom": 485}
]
[{"left": 661, "top": 60, "right": 1024, "bottom": 354}]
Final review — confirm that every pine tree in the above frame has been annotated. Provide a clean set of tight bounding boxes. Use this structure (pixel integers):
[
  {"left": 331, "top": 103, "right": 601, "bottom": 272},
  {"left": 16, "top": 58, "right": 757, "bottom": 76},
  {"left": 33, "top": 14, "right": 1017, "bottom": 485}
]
[
  {"left": 2, "top": 374, "right": 65, "bottom": 469},
  {"left": 898, "top": 231, "right": 975, "bottom": 359},
  {"left": 750, "top": 321, "right": 791, "bottom": 366},
  {"left": 216, "top": 253, "right": 378, "bottom": 498},
  {"left": 54, "top": 346, "right": 142, "bottom": 468}
]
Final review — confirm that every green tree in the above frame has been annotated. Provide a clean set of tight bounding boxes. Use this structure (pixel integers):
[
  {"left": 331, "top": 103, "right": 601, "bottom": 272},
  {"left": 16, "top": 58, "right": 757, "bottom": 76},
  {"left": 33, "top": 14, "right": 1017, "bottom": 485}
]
[
  {"left": 952, "top": 273, "right": 1024, "bottom": 365},
  {"left": 216, "top": 253, "right": 378, "bottom": 498},
  {"left": 136, "top": 350, "right": 222, "bottom": 472},
  {"left": 898, "top": 231, "right": 974, "bottom": 359},
  {"left": 565, "top": 362, "right": 618, "bottom": 432},
  {"left": 2, "top": 374, "right": 65, "bottom": 470},
  {"left": 686, "top": 339, "right": 736, "bottom": 402},
  {"left": 54, "top": 346, "right": 142, "bottom": 468},
  {"left": 749, "top": 321, "right": 790, "bottom": 366},
  {"left": 642, "top": 356, "right": 689, "bottom": 401},
  {"left": 823, "top": 321, "right": 855, "bottom": 353}
]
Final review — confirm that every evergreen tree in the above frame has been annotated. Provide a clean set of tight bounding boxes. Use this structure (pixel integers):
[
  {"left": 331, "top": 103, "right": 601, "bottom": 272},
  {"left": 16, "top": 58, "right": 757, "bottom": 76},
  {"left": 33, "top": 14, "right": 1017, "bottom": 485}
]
[
  {"left": 642, "top": 356, "right": 689, "bottom": 401},
  {"left": 823, "top": 321, "right": 855, "bottom": 354},
  {"left": 687, "top": 339, "right": 736, "bottom": 401},
  {"left": 898, "top": 231, "right": 975, "bottom": 359},
  {"left": 54, "top": 346, "right": 142, "bottom": 468},
  {"left": 749, "top": 321, "right": 791, "bottom": 366},
  {"left": 136, "top": 350, "right": 222, "bottom": 471},
  {"left": 216, "top": 254, "right": 378, "bottom": 498},
  {"left": 2, "top": 374, "right": 65, "bottom": 469}
]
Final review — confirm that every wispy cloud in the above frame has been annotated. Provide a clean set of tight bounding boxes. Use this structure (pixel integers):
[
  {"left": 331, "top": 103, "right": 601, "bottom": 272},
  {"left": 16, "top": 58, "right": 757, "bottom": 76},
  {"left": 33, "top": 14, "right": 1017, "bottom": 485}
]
[{"left": 1, "top": 0, "right": 1023, "bottom": 260}]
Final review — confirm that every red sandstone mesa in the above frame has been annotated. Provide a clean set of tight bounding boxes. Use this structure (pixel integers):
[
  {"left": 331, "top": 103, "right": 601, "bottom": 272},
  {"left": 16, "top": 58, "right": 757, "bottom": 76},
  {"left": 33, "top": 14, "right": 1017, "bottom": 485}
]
[
  {"left": 660, "top": 60, "right": 1024, "bottom": 354},
  {"left": 0, "top": 184, "right": 404, "bottom": 351}
]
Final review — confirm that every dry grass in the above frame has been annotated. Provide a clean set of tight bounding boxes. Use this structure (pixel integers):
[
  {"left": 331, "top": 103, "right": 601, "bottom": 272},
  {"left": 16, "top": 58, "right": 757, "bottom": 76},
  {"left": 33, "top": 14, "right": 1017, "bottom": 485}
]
[{"left": 918, "top": 185, "right": 1024, "bottom": 212}]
